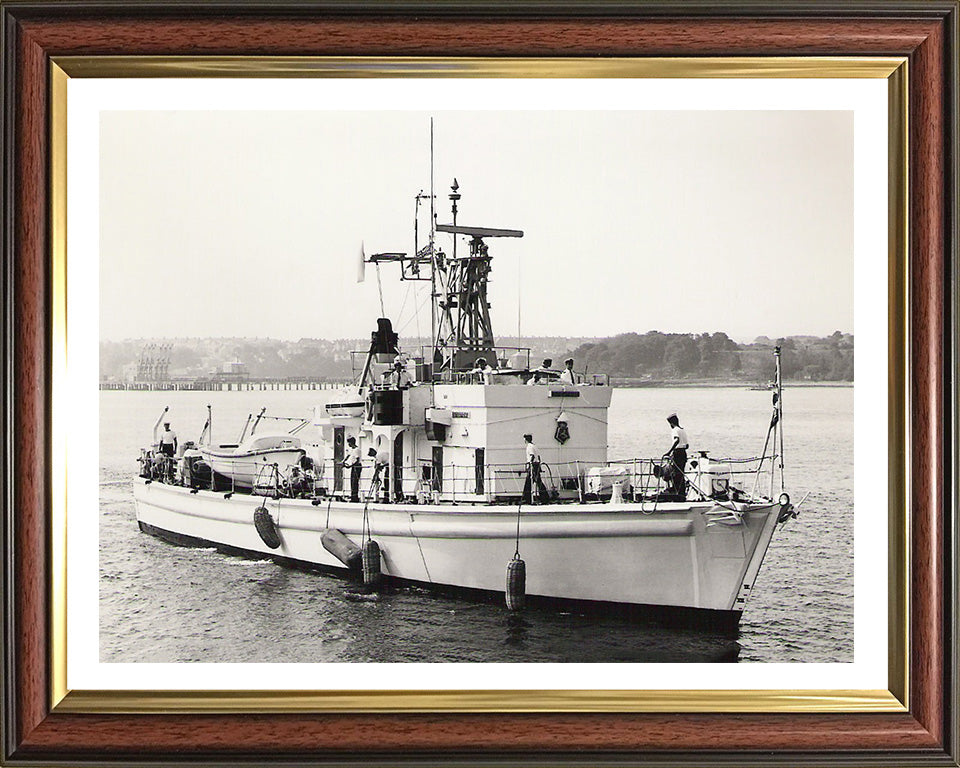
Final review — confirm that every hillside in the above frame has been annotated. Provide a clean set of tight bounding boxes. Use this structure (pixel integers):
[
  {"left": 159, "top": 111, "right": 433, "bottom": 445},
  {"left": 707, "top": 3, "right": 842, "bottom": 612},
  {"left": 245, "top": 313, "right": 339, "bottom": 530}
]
[
  {"left": 569, "top": 331, "right": 853, "bottom": 384},
  {"left": 100, "top": 331, "right": 853, "bottom": 384}
]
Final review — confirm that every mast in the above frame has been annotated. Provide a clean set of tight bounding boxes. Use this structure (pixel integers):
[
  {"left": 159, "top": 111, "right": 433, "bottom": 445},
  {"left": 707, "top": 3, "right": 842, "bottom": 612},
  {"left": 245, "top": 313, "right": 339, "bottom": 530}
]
[
  {"left": 775, "top": 345, "right": 785, "bottom": 493},
  {"left": 769, "top": 345, "right": 785, "bottom": 497},
  {"left": 368, "top": 121, "right": 522, "bottom": 376},
  {"left": 432, "top": 218, "right": 523, "bottom": 372},
  {"left": 430, "top": 118, "right": 437, "bottom": 368},
  {"left": 450, "top": 178, "right": 459, "bottom": 260}
]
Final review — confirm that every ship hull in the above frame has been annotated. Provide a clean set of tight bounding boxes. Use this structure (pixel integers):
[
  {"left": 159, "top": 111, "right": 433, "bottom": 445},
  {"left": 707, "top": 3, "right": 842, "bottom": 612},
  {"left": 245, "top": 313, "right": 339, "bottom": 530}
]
[{"left": 133, "top": 478, "right": 780, "bottom": 623}]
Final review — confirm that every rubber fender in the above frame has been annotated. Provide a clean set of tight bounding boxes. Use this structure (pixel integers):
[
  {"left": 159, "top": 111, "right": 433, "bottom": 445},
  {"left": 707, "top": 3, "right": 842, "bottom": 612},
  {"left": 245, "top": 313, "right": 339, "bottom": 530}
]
[
  {"left": 362, "top": 540, "right": 382, "bottom": 587},
  {"left": 253, "top": 506, "right": 282, "bottom": 549},
  {"left": 505, "top": 557, "right": 526, "bottom": 611},
  {"left": 321, "top": 528, "right": 362, "bottom": 570}
]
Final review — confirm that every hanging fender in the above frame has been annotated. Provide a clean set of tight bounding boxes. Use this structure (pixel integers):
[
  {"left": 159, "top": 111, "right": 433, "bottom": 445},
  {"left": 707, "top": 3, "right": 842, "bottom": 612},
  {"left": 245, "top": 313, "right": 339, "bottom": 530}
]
[
  {"left": 253, "top": 506, "right": 282, "bottom": 549},
  {"left": 505, "top": 555, "right": 526, "bottom": 611},
  {"left": 362, "top": 539, "right": 382, "bottom": 588},
  {"left": 322, "top": 528, "right": 363, "bottom": 569}
]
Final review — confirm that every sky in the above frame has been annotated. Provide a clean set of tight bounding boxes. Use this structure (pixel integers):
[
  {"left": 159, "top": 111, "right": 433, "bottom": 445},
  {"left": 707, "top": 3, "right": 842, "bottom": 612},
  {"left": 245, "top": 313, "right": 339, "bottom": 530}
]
[{"left": 100, "top": 110, "right": 853, "bottom": 342}]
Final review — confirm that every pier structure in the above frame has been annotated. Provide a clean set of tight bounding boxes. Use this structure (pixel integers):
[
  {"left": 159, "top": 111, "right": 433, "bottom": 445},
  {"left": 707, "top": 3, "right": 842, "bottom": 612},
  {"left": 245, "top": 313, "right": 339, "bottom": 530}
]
[{"left": 100, "top": 378, "right": 351, "bottom": 392}]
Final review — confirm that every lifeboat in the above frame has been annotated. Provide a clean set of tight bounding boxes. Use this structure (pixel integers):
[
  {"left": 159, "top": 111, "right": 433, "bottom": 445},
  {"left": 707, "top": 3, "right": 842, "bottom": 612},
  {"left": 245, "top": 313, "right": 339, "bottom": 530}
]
[{"left": 199, "top": 433, "right": 305, "bottom": 488}]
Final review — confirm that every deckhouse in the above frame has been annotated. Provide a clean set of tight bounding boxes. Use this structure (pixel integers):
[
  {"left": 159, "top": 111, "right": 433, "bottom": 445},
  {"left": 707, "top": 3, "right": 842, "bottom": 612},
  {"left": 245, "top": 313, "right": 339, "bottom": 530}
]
[{"left": 309, "top": 181, "right": 612, "bottom": 504}]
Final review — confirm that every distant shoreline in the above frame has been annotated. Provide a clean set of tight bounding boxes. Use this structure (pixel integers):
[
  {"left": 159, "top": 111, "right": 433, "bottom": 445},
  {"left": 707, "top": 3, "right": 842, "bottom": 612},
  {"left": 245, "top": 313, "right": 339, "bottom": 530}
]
[
  {"left": 610, "top": 380, "right": 853, "bottom": 389},
  {"left": 99, "top": 380, "right": 854, "bottom": 392}
]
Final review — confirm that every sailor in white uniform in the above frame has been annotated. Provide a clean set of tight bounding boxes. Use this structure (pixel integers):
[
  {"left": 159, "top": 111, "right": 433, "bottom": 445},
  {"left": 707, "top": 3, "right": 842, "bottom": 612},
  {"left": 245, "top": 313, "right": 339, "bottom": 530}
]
[
  {"left": 368, "top": 445, "right": 391, "bottom": 503},
  {"left": 383, "top": 357, "right": 412, "bottom": 388},
  {"left": 343, "top": 436, "right": 362, "bottom": 502},
  {"left": 471, "top": 357, "right": 495, "bottom": 384},
  {"left": 158, "top": 422, "right": 178, "bottom": 457},
  {"left": 663, "top": 413, "right": 689, "bottom": 498},
  {"left": 535, "top": 358, "right": 554, "bottom": 375},
  {"left": 522, "top": 433, "right": 549, "bottom": 504}
]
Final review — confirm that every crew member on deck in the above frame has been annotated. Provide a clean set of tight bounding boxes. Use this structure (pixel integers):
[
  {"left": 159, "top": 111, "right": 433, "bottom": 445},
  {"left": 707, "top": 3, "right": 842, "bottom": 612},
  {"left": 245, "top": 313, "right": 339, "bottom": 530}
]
[
  {"left": 158, "top": 422, "right": 178, "bottom": 457},
  {"left": 559, "top": 358, "right": 576, "bottom": 384},
  {"left": 471, "top": 357, "right": 495, "bottom": 384},
  {"left": 385, "top": 357, "right": 412, "bottom": 388},
  {"left": 663, "top": 413, "right": 689, "bottom": 498},
  {"left": 368, "top": 446, "right": 391, "bottom": 503},
  {"left": 535, "top": 358, "right": 554, "bottom": 376},
  {"left": 522, "top": 433, "right": 549, "bottom": 504},
  {"left": 287, "top": 466, "right": 310, "bottom": 497},
  {"left": 344, "top": 436, "right": 362, "bottom": 502}
]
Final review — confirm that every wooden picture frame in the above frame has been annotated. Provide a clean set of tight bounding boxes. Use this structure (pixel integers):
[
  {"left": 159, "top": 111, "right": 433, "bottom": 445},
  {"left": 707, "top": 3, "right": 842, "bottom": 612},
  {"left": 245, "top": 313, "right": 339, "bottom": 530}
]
[{"left": 2, "top": 1, "right": 957, "bottom": 764}]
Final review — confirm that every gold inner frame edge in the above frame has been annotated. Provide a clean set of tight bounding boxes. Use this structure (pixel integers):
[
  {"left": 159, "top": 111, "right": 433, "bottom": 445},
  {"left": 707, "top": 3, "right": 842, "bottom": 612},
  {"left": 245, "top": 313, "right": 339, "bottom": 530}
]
[
  {"left": 54, "top": 55, "right": 905, "bottom": 79},
  {"left": 48, "top": 55, "right": 909, "bottom": 714}
]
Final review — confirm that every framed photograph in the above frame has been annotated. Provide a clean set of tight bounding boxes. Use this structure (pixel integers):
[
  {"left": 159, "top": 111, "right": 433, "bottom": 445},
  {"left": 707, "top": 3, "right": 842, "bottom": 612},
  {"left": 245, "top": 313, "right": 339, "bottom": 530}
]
[{"left": 2, "top": 1, "right": 957, "bottom": 765}]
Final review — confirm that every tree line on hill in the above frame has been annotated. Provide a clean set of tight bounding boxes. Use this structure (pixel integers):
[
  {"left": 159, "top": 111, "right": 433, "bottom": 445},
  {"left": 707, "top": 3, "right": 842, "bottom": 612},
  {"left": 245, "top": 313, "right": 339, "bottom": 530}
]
[
  {"left": 99, "top": 331, "right": 853, "bottom": 384},
  {"left": 567, "top": 330, "right": 853, "bottom": 383}
]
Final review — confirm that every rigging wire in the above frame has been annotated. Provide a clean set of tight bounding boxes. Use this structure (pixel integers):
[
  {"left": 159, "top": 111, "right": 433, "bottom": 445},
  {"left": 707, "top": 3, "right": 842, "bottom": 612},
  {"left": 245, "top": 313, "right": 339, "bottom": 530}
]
[
  {"left": 413, "top": 281, "right": 423, "bottom": 343},
  {"left": 396, "top": 289, "right": 433, "bottom": 337},
  {"left": 395, "top": 282, "right": 411, "bottom": 326},
  {"left": 517, "top": 252, "right": 522, "bottom": 349},
  {"left": 375, "top": 262, "right": 385, "bottom": 317}
]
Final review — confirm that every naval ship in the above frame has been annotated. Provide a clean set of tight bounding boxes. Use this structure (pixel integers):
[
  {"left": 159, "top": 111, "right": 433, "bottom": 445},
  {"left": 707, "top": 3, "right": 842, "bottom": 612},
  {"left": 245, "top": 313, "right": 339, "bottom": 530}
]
[{"left": 134, "top": 175, "right": 796, "bottom": 628}]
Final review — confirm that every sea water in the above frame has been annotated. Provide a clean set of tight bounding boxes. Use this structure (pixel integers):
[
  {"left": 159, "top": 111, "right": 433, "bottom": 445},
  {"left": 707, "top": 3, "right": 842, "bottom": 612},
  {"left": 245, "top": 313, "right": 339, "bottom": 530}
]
[{"left": 99, "top": 386, "right": 852, "bottom": 663}]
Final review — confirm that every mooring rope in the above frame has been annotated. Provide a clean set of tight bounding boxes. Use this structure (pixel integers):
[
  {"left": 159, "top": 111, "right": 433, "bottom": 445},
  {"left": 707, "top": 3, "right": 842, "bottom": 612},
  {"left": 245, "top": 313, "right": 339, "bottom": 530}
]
[
  {"left": 361, "top": 500, "right": 371, "bottom": 546},
  {"left": 513, "top": 499, "right": 523, "bottom": 559}
]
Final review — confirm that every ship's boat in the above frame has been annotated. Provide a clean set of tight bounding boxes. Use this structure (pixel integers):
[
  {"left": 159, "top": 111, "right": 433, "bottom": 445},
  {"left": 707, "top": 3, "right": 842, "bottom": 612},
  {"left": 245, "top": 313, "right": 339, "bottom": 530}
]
[
  {"left": 134, "top": 175, "right": 797, "bottom": 628},
  {"left": 199, "top": 433, "right": 305, "bottom": 489},
  {"left": 187, "top": 406, "right": 309, "bottom": 489}
]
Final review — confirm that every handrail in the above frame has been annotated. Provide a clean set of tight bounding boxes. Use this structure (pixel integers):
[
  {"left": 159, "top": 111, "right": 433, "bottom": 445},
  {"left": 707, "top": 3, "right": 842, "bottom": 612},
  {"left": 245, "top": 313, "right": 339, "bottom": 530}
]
[
  {"left": 349, "top": 345, "right": 541, "bottom": 382},
  {"left": 142, "top": 449, "right": 778, "bottom": 504},
  {"left": 147, "top": 453, "right": 777, "bottom": 476}
]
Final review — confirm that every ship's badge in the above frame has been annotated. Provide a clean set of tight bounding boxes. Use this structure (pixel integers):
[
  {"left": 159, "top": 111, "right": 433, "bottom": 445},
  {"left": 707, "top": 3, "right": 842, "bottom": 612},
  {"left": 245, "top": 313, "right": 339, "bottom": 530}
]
[{"left": 554, "top": 420, "right": 570, "bottom": 444}]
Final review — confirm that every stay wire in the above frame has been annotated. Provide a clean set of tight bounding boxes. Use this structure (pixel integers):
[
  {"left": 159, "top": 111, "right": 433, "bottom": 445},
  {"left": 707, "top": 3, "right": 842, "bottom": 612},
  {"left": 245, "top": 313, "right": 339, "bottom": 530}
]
[
  {"left": 396, "top": 290, "right": 433, "bottom": 337},
  {"left": 375, "top": 262, "right": 385, "bottom": 317}
]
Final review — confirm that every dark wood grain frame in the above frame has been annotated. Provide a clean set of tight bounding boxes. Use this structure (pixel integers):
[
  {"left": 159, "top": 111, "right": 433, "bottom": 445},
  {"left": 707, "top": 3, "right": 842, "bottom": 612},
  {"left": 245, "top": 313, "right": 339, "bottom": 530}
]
[{"left": 1, "top": 1, "right": 957, "bottom": 765}]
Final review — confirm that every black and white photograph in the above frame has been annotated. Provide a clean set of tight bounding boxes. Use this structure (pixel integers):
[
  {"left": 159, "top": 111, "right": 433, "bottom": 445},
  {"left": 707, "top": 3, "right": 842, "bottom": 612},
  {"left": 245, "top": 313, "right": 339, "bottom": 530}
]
[
  {"left": 93, "top": 99, "right": 865, "bottom": 670},
  {"left": 9, "top": 2, "right": 960, "bottom": 761}
]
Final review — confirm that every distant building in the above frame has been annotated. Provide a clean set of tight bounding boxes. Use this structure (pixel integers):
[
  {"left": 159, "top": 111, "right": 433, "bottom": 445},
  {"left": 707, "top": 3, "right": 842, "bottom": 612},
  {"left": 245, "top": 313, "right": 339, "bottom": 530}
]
[{"left": 211, "top": 359, "right": 249, "bottom": 382}]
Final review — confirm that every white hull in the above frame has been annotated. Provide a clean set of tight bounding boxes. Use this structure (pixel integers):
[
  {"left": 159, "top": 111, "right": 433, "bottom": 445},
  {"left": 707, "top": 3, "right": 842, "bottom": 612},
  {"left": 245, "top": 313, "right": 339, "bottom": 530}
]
[{"left": 133, "top": 478, "right": 780, "bottom": 622}]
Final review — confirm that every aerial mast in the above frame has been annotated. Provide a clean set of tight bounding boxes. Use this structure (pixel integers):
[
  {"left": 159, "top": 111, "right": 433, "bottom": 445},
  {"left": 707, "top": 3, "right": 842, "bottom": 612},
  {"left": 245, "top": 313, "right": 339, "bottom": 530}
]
[
  {"left": 370, "top": 121, "right": 522, "bottom": 376},
  {"left": 450, "top": 178, "right": 460, "bottom": 260},
  {"left": 429, "top": 118, "right": 437, "bottom": 370},
  {"left": 433, "top": 209, "right": 524, "bottom": 371}
]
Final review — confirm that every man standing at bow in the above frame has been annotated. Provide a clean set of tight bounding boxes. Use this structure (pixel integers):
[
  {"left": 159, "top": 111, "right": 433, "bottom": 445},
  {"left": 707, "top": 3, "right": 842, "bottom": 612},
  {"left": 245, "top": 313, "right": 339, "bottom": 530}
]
[{"left": 158, "top": 421, "right": 178, "bottom": 457}]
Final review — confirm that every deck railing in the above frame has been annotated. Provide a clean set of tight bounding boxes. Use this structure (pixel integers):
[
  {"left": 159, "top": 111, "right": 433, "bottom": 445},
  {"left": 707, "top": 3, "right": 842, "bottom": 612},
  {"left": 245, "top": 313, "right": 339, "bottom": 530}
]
[{"left": 140, "top": 450, "right": 778, "bottom": 505}]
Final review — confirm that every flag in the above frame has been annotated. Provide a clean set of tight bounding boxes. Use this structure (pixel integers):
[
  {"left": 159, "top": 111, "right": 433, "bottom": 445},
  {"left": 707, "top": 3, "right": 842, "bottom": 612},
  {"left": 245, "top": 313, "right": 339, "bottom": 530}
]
[{"left": 357, "top": 242, "right": 366, "bottom": 283}]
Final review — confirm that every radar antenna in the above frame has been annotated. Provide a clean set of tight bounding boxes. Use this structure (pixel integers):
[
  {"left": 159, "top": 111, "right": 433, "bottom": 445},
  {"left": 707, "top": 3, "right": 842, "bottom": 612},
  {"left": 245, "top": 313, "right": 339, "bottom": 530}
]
[
  {"left": 359, "top": 127, "right": 523, "bottom": 377},
  {"left": 430, "top": 186, "right": 523, "bottom": 371}
]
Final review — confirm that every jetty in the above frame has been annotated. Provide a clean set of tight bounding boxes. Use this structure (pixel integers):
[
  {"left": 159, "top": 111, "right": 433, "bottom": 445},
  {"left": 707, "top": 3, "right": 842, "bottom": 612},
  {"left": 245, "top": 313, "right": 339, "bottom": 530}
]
[{"left": 100, "top": 377, "right": 350, "bottom": 392}]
